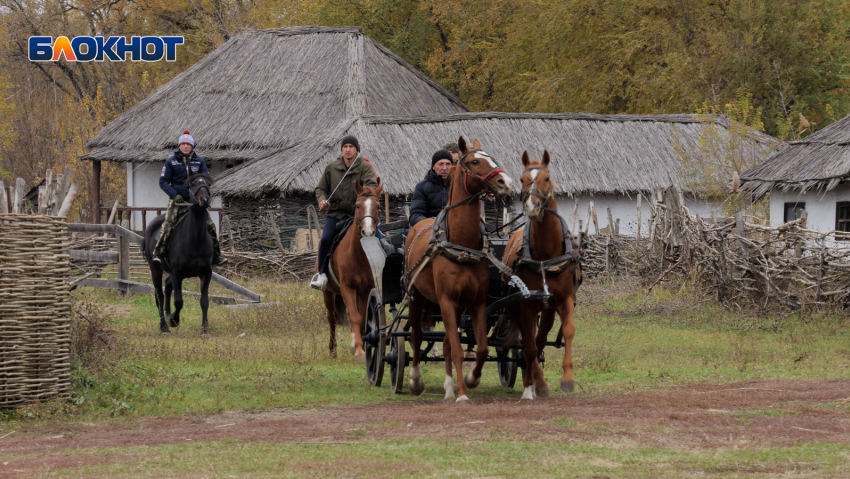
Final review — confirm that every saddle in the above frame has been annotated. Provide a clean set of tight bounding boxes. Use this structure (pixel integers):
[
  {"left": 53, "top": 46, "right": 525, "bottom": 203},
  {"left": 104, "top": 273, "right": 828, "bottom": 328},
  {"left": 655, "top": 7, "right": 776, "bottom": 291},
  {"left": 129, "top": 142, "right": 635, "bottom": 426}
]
[{"left": 322, "top": 217, "right": 354, "bottom": 287}]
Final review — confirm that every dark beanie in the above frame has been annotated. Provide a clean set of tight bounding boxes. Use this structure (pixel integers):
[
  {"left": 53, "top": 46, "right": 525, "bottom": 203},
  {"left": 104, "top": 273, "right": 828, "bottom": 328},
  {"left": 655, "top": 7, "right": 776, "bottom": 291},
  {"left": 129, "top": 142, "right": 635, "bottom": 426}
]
[
  {"left": 431, "top": 149, "right": 454, "bottom": 167},
  {"left": 341, "top": 135, "right": 360, "bottom": 152}
]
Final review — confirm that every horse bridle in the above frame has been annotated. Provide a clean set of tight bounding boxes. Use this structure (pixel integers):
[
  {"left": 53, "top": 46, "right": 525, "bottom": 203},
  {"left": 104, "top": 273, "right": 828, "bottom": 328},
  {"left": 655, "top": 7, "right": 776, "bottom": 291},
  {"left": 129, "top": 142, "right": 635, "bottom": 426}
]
[
  {"left": 355, "top": 192, "right": 381, "bottom": 230},
  {"left": 186, "top": 176, "right": 212, "bottom": 207},
  {"left": 521, "top": 166, "right": 555, "bottom": 209},
  {"left": 457, "top": 148, "right": 506, "bottom": 198}
]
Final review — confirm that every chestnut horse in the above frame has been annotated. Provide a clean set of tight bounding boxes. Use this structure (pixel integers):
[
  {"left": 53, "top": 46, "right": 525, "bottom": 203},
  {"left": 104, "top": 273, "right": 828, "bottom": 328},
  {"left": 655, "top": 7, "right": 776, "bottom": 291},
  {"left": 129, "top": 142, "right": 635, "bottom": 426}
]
[
  {"left": 322, "top": 180, "right": 384, "bottom": 361},
  {"left": 502, "top": 151, "right": 581, "bottom": 399},
  {"left": 404, "top": 137, "right": 512, "bottom": 403}
]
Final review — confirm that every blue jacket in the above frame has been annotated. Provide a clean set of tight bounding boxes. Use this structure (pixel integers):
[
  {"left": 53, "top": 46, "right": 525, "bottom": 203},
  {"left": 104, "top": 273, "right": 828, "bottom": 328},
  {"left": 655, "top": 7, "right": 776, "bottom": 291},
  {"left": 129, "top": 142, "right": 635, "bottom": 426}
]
[
  {"left": 410, "top": 169, "right": 450, "bottom": 226},
  {"left": 159, "top": 150, "right": 209, "bottom": 200}
]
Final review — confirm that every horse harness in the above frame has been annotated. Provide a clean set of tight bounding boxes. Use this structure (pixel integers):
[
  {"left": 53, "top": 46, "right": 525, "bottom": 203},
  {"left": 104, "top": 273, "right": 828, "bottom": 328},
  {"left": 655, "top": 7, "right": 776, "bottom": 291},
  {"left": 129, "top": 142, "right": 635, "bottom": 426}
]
[
  {"left": 403, "top": 149, "right": 525, "bottom": 296},
  {"left": 512, "top": 166, "right": 582, "bottom": 304}
]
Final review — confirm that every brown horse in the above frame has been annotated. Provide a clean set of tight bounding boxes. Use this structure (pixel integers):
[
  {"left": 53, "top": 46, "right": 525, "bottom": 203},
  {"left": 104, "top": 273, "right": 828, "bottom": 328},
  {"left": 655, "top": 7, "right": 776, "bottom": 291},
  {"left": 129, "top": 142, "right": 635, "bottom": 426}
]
[
  {"left": 322, "top": 180, "right": 384, "bottom": 361},
  {"left": 404, "top": 137, "right": 512, "bottom": 403},
  {"left": 502, "top": 151, "right": 581, "bottom": 399}
]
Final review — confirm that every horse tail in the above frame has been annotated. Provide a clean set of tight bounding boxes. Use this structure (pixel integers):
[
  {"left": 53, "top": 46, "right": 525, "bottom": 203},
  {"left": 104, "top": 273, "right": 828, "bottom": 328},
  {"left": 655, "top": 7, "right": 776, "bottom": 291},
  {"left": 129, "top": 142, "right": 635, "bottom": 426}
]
[{"left": 334, "top": 294, "right": 349, "bottom": 326}]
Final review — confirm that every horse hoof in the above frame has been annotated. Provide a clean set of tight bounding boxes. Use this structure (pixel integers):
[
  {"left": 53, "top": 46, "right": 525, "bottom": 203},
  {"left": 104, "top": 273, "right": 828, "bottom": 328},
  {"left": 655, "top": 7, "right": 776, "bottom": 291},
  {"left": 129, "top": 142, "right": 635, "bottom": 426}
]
[
  {"left": 409, "top": 377, "right": 425, "bottom": 396},
  {"left": 354, "top": 353, "right": 366, "bottom": 364},
  {"left": 455, "top": 395, "right": 471, "bottom": 405},
  {"left": 521, "top": 386, "right": 535, "bottom": 401},
  {"left": 464, "top": 370, "right": 481, "bottom": 389},
  {"left": 560, "top": 380, "right": 575, "bottom": 393},
  {"left": 160, "top": 330, "right": 171, "bottom": 336},
  {"left": 536, "top": 383, "right": 550, "bottom": 398},
  {"left": 169, "top": 317, "right": 179, "bottom": 328}
]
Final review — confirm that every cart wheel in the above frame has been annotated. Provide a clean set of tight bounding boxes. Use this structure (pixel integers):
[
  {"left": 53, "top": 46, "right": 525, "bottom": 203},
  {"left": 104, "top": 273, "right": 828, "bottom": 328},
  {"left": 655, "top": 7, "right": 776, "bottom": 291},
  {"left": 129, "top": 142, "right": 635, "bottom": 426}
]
[
  {"left": 389, "top": 335, "right": 406, "bottom": 394},
  {"left": 497, "top": 347, "right": 518, "bottom": 388},
  {"left": 364, "top": 289, "right": 386, "bottom": 387}
]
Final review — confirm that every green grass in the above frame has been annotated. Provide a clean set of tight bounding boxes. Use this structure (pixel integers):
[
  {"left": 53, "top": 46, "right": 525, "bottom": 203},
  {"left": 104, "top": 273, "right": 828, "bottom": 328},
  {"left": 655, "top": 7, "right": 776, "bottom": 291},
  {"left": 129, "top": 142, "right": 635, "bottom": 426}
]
[
  {"left": 5, "top": 276, "right": 850, "bottom": 423},
  {"left": 8, "top": 438, "right": 850, "bottom": 478}
]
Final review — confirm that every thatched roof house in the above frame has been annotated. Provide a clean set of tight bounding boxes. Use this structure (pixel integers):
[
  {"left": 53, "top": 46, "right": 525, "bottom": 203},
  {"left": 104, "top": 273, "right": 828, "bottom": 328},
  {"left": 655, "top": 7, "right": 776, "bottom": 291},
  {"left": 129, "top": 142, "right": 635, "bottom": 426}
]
[
  {"left": 739, "top": 113, "right": 850, "bottom": 233},
  {"left": 739, "top": 115, "right": 850, "bottom": 198},
  {"left": 82, "top": 26, "right": 466, "bottom": 164},
  {"left": 215, "top": 112, "right": 779, "bottom": 198}
]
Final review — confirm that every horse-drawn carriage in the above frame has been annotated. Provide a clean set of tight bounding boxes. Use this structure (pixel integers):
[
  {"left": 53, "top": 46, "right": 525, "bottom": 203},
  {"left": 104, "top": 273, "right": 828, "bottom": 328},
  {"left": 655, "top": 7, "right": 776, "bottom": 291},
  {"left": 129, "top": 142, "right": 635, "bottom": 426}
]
[
  {"left": 360, "top": 227, "right": 554, "bottom": 393},
  {"left": 323, "top": 138, "right": 581, "bottom": 402}
]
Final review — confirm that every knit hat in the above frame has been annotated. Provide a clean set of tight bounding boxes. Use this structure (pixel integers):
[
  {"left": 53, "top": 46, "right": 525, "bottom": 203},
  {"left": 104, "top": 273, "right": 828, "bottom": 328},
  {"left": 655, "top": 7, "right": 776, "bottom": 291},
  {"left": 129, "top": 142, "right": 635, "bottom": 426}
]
[
  {"left": 442, "top": 141, "right": 459, "bottom": 154},
  {"left": 341, "top": 135, "right": 360, "bottom": 152},
  {"left": 178, "top": 130, "right": 195, "bottom": 148},
  {"left": 431, "top": 149, "right": 454, "bottom": 167}
]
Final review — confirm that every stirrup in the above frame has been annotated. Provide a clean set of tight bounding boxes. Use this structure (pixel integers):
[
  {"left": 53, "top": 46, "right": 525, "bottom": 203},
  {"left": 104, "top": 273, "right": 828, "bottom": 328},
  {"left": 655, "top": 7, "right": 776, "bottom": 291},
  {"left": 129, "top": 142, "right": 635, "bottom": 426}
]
[
  {"left": 153, "top": 255, "right": 163, "bottom": 265},
  {"left": 310, "top": 273, "right": 327, "bottom": 291},
  {"left": 212, "top": 257, "right": 228, "bottom": 266}
]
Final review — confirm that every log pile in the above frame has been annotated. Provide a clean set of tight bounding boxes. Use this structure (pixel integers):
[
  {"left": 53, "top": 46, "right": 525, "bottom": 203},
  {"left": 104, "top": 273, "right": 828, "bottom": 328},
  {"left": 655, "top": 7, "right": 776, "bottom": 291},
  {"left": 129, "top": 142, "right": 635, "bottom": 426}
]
[{"left": 0, "top": 214, "right": 73, "bottom": 407}]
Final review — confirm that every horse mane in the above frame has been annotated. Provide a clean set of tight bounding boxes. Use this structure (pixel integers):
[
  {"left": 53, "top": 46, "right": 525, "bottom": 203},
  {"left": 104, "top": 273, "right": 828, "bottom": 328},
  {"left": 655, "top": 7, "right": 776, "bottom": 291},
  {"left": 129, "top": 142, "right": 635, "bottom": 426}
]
[{"left": 183, "top": 172, "right": 215, "bottom": 188}]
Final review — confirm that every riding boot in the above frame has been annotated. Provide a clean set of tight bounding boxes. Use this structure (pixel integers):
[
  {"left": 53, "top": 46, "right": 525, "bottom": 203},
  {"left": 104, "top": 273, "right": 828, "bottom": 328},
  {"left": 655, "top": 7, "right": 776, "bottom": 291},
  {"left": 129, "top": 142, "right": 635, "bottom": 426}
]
[
  {"left": 153, "top": 197, "right": 180, "bottom": 263},
  {"left": 207, "top": 218, "right": 228, "bottom": 266}
]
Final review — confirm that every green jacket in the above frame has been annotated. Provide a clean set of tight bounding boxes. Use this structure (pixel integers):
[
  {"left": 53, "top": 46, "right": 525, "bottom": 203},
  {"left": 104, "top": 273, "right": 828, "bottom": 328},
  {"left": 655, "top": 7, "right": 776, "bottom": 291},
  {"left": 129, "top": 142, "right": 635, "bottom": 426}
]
[{"left": 315, "top": 153, "right": 379, "bottom": 219}]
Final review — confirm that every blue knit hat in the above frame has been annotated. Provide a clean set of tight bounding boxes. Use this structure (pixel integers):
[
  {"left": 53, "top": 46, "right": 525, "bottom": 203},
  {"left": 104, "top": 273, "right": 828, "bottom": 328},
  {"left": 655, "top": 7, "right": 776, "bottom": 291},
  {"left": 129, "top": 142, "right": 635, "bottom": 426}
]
[{"left": 178, "top": 130, "right": 195, "bottom": 148}]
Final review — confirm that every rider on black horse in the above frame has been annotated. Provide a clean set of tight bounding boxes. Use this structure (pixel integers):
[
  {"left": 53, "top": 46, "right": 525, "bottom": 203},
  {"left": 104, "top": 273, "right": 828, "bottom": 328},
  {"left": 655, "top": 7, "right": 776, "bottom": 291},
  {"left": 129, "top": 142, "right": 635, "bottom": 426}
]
[{"left": 153, "top": 130, "right": 227, "bottom": 267}]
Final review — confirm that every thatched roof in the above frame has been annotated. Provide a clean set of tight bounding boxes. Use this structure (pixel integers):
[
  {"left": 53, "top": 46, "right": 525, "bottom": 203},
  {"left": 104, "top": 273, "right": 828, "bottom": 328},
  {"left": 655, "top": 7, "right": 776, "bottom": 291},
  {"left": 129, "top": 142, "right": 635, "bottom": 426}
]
[
  {"left": 214, "top": 112, "right": 780, "bottom": 197},
  {"left": 81, "top": 26, "right": 466, "bottom": 163},
  {"left": 739, "top": 114, "right": 850, "bottom": 198}
]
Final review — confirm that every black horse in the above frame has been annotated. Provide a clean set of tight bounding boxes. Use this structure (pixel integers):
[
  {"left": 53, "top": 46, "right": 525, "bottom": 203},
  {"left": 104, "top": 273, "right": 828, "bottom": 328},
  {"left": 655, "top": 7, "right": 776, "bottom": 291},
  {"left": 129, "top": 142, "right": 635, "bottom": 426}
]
[{"left": 143, "top": 173, "right": 215, "bottom": 334}]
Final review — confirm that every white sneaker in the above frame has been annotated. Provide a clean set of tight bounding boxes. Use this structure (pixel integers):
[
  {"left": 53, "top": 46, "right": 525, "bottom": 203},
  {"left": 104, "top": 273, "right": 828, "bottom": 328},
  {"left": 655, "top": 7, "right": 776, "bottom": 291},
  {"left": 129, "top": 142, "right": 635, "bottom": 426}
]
[{"left": 310, "top": 273, "right": 328, "bottom": 291}]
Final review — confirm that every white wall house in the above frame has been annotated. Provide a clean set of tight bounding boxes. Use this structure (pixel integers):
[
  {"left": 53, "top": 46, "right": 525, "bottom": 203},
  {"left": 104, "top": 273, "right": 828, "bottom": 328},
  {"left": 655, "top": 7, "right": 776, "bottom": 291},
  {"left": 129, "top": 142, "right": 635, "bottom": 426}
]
[{"left": 768, "top": 184, "right": 850, "bottom": 234}]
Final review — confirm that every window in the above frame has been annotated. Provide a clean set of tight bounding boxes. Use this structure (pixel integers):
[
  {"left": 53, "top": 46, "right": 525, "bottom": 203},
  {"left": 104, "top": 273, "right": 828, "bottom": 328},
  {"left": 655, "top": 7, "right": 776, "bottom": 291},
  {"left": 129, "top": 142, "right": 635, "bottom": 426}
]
[
  {"left": 836, "top": 202, "right": 850, "bottom": 239},
  {"left": 784, "top": 202, "right": 805, "bottom": 222}
]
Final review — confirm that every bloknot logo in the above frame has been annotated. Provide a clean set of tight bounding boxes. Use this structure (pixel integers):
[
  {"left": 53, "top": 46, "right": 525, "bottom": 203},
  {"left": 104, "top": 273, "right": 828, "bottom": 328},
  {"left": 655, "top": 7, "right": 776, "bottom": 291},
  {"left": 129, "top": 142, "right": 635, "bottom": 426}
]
[{"left": 28, "top": 36, "right": 184, "bottom": 62}]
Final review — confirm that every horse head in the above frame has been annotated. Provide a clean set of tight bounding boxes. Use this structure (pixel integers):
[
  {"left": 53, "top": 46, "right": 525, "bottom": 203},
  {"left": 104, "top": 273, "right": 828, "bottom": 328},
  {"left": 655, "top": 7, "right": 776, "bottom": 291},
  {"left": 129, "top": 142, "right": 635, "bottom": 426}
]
[
  {"left": 184, "top": 173, "right": 214, "bottom": 209},
  {"left": 354, "top": 178, "right": 384, "bottom": 238},
  {"left": 520, "top": 150, "right": 554, "bottom": 222},
  {"left": 454, "top": 136, "right": 512, "bottom": 198}
]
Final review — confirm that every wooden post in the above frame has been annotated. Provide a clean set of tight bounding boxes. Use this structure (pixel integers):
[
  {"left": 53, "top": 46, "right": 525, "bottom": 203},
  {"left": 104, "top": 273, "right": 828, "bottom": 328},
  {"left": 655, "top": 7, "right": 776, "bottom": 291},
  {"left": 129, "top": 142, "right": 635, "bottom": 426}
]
[
  {"left": 572, "top": 198, "right": 578, "bottom": 237},
  {"left": 590, "top": 201, "right": 599, "bottom": 235},
  {"left": 816, "top": 236, "right": 826, "bottom": 302},
  {"left": 92, "top": 160, "right": 101, "bottom": 224},
  {"left": 106, "top": 200, "right": 119, "bottom": 225},
  {"left": 636, "top": 195, "right": 642, "bottom": 239},
  {"left": 735, "top": 210, "right": 749, "bottom": 259},
  {"left": 223, "top": 215, "right": 236, "bottom": 253},
  {"left": 0, "top": 180, "right": 6, "bottom": 214},
  {"left": 269, "top": 212, "right": 286, "bottom": 253},
  {"left": 57, "top": 184, "right": 78, "bottom": 217},
  {"left": 384, "top": 192, "right": 390, "bottom": 223},
  {"left": 60, "top": 166, "right": 73, "bottom": 201},
  {"left": 615, "top": 218, "right": 620, "bottom": 236},
  {"left": 117, "top": 232, "right": 130, "bottom": 295},
  {"left": 606, "top": 206, "right": 614, "bottom": 238},
  {"left": 13, "top": 178, "right": 24, "bottom": 214}
]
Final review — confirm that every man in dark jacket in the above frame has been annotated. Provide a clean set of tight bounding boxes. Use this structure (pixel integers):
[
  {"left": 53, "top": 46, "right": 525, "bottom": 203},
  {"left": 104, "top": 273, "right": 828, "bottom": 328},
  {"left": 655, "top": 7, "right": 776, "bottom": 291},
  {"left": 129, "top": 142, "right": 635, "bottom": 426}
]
[
  {"left": 409, "top": 150, "right": 453, "bottom": 227},
  {"left": 153, "top": 130, "right": 226, "bottom": 266},
  {"left": 310, "top": 135, "right": 380, "bottom": 290}
]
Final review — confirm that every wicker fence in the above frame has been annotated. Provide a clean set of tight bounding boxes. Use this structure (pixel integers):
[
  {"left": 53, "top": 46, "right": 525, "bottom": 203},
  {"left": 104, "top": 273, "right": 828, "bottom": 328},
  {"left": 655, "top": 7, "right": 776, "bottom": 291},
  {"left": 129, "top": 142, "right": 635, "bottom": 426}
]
[{"left": 0, "top": 214, "right": 72, "bottom": 407}]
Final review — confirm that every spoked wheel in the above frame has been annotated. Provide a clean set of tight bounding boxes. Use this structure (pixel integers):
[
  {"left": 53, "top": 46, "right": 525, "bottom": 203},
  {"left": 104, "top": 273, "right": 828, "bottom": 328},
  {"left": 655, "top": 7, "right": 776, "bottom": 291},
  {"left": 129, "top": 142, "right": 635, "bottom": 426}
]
[
  {"left": 497, "top": 346, "right": 518, "bottom": 388},
  {"left": 364, "top": 289, "right": 386, "bottom": 387},
  {"left": 389, "top": 334, "right": 406, "bottom": 394}
]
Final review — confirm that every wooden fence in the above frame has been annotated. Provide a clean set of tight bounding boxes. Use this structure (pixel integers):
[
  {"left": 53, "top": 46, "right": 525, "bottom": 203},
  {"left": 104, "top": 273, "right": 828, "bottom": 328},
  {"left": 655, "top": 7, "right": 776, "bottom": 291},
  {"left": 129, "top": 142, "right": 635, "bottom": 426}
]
[
  {"left": 0, "top": 214, "right": 72, "bottom": 407},
  {"left": 68, "top": 223, "right": 260, "bottom": 305}
]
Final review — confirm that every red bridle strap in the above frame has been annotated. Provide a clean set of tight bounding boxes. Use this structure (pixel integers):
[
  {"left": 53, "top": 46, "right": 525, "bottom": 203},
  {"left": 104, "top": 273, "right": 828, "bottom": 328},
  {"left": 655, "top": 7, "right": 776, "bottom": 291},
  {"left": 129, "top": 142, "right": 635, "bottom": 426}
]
[{"left": 458, "top": 149, "right": 505, "bottom": 197}]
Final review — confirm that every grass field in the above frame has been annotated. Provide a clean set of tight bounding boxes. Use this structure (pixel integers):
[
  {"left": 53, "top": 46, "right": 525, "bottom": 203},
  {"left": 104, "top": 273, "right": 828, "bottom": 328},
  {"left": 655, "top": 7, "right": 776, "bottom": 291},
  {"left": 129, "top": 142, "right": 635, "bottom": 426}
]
[{"left": 2, "top": 277, "right": 850, "bottom": 477}]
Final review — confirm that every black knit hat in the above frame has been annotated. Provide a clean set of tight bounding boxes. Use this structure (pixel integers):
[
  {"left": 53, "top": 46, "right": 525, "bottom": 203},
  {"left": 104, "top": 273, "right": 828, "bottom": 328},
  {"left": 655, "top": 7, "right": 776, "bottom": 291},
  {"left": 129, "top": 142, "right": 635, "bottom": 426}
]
[
  {"left": 431, "top": 149, "right": 454, "bottom": 167},
  {"left": 341, "top": 135, "right": 360, "bottom": 152}
]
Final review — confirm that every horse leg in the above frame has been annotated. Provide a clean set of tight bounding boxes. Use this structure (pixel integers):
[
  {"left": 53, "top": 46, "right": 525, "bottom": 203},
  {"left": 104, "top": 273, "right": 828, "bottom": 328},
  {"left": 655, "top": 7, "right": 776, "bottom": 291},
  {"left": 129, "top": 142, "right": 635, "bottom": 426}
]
[
  {"left": 339, "top": 287, "right": 366, "bottom": 362},
  {"left": 199, "top": 274, "right": 211, "bottom": 335},
  {"left": 164, "top": 276, "right": 173, "bottom": 319},
  {"left": 557, "top": 297, "right": 577, "bottom": 392},
  {"left": 407, "top": 290, "right": 426, "bottom": 396},
  {"left": 322, "top": 291, "right": 337, "bottom": 358},
  {"left": 439, "top": 297, "right": 468, "bottom": 404},
  {"left": 529, "top": 306, "right": 555, "bottom": 398},
  {"left": 169, "top": 274, "right": 184, "bottom": 330},
  {"left": 464, "top": 303, "right": 489, "bottom": 390},
  {"left": 151, "top": 266, "right": 169, "bottom": 334}
]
